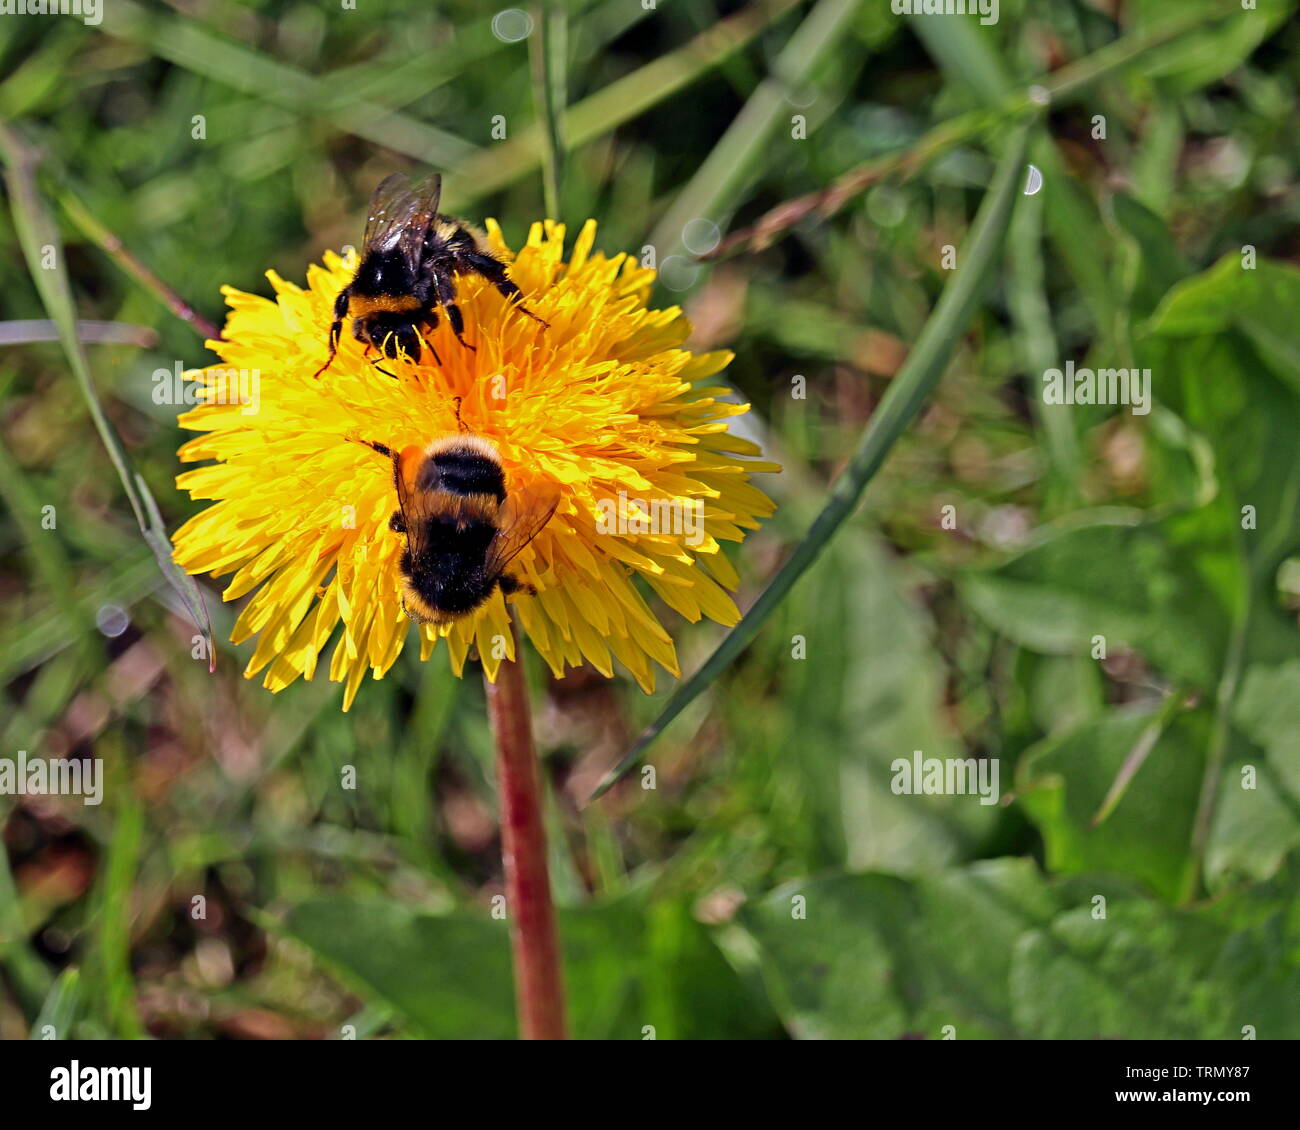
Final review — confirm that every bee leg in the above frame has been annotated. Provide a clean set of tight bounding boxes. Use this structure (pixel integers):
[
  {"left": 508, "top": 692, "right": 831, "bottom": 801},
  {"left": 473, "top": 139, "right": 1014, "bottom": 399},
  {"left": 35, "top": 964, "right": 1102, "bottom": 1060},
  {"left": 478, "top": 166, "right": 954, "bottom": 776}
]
[
  {"left": 315, "top": 338, "right": 336, "bottom": 377},
  {"left": 498, "top": 573, "right": 537, "bottom": 597},
  {"left": 388, "top": 510, "right": 406, "bottom": 534},
  {"left": 313, "top": 290, "right": 351, "bottom": 378},
  {"left": 419, "top": 310, "right": 443, "bottom": 367},
  {"left": 313, "top": 313, "right": 345, "bottom": 378},
  {"left": 447, "top": 302, "right": 475, "bottom": 352},
  {"left": 434, "top": 274, "right": 476, "bottom": 352},
  {"left": 461, "top": 253, "right": 549, "bottom": 327}
]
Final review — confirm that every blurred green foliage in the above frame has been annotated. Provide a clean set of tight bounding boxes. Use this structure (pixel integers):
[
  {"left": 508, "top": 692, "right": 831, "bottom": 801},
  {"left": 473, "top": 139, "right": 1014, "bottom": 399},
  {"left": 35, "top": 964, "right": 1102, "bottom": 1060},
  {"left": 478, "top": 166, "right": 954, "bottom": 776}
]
[{"left": 1, "top": 0, "right": 1299, "bottom": 1039}]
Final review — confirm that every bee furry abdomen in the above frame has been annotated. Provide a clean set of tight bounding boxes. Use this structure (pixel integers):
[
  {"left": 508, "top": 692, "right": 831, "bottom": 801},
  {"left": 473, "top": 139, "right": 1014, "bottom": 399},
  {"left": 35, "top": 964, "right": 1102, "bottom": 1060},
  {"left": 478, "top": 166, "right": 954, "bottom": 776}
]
[{"left": 355, "top": 430, "right": 558, "bottom": 626}]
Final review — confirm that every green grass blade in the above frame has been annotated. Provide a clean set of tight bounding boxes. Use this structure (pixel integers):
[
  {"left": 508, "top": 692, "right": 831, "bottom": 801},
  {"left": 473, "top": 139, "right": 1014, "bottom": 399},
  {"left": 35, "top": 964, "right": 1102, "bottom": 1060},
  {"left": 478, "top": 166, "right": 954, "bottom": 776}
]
[
  {"left": 905, "top": 1, "right": 1012, "bottom": 106},
  {"left": 0, "top": 836, "right": 53, "bottom": 1016},
  {"left": 706, "top": 7, "right": 1217, "bottom": 261},
  {"left": 1008, "top": 143, "right": 1083, "bottom": 508},
  {"left": 530, "top": 0, "right": 570, "bottom": 220},
  {"left": 911, "top": 5, "right": 1120, "bottom": 385},
  {"left": 590, "top": 121, "right": 1036, "bottom": 800},
  {"left": 443, "top": 0, "right": 803, "bottom": 209},
  {"left": 1092, "top": 687, "right": 1190, "bottom": 828},
  {"left": 93, "top": 770, "right": 145, "bottom": 1038},
  {"left": 30, "top": 968, "right": 81, "bottom": 1040},
  {"left": 649, "top": 0, "right": 861, "bottom": 260},
  {"left": 0, "top": 123, "right": 216, "bottom": 670},
  {"left": 0, "top": 388, "right": 88, "bottom": 623},
  {"left": 324, "top": 16, "right": 512, "bottom": 111},
  {"left": 102, "top": 0, "right": 478, "bottom": 168},
  {"left": 0, "top": 319, "right": 158, "bottom": 347},
  {"left": 0, "top": 552, "right": 158, "bottom": 686},
  {"left": 59, "top": 190, "right": 221, "bottom": 341}
]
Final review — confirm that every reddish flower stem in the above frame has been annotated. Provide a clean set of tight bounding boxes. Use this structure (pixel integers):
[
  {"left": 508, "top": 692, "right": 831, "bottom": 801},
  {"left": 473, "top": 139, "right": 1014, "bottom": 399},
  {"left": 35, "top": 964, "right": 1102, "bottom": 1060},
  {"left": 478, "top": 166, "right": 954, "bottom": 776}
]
[{"left": 484, "top": 620, "right": 568, "bottom": 1040}]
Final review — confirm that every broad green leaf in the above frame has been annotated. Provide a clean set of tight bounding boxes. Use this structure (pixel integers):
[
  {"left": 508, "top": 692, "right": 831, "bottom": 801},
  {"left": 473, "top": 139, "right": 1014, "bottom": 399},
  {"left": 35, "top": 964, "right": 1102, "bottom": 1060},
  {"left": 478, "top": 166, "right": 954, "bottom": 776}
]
[
  {"left": 1108, "top": 191, "right": 1191, "bottom": 319},
  {"left": 1028, "top": 655, "right": 1105, "bottom": 737},
  {"left": 1139, "top": 264, "right": 1300, "bottom": 891},
  {"left": 1015, "top": 706, "right": 1209, "bottom": 901},
  {"left": 1128, "top": 0, "right": 1288, "bottom": 94},
  {"left": 961, "top": 514, "right": 1226, "bottom": 688},
  {"left": 742, "top": 857, "right": 1300, "bottom": 1039},
  {"left": 640, "top": 899, "right": 782, "bottom": 1040},
  {"left": 1145, "top": 254, "right": 1300, "bottom": 394},
  {"left": 282, "top": 899, "right": 516, "bottom": 1039},
  {"left": 1143, "top": 406, "right": 1218, "bottom": 512},
  {"left": 1208, "top": 662, "right": 1300, "bottom": 886},
  {"left": 281, "top": 895, "right": 777, "bottom": 1039},
  {"left": 1012, "top": 889, "right": 1300, "bottom": 1039},
  {"left": 741, "top": 859, "right": 1057, "bottom": 1039},
  {"left": 728, "top": 534, "right": 998, "bottom": 873},
  {"left": 1139, "top": 338, "right": 1300, "bottom": 675},
  {"left": 742, "top": 873, "right": 923, "bottom": 1039},
  {"left": 1232, "top": 662, "right": 1300, "bottom": 799}
]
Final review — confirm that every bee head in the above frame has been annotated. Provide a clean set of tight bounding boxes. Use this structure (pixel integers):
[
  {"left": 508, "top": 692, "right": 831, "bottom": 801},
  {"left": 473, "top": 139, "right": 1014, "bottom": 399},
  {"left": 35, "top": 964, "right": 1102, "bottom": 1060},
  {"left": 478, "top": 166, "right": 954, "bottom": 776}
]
[{"left": 355, "top": 316, "right": 422, "bottom": 364}]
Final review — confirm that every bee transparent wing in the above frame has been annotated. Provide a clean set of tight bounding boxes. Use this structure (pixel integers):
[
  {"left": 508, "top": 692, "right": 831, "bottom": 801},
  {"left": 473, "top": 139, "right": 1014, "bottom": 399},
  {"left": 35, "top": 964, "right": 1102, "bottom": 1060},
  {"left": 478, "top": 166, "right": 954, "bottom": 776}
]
[
  {"left": 394, "top": 173, "right": 443, "bottom": 277},
  {"left": 483, "top": 480, "right": 561, "bottom": 583},
  {"left": 393, "top": 444, "right": 437, "bottom": 564},
  {"left": 362, "top": 174, "right": 417, "bottom": 253},
  {"left": 361, "top": 173, "right": 442, "bottom": 276}
]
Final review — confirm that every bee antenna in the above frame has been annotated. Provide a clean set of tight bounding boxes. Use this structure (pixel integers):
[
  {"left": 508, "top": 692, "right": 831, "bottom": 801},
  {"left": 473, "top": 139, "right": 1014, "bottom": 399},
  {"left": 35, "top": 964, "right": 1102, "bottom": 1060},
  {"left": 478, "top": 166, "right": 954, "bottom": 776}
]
[{"left": 452, "top": 396, "right": 467, "bottom": 432}]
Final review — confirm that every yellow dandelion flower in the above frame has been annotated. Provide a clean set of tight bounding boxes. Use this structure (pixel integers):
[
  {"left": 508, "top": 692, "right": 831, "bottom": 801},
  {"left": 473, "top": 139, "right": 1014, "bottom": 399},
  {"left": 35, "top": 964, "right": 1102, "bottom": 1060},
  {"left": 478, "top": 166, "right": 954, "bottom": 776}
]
[{"left": 172, "top": 218, "right": 778, "bottom": 709}]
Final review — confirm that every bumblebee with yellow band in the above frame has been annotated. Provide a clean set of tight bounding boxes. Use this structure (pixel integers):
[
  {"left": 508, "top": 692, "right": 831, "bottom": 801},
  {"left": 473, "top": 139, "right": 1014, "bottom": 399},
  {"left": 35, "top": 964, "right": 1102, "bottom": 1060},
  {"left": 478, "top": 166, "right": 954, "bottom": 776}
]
[
  {"left": 315, "top": 172, "right": 548, "bottom": 378},
  {"left": 353, "top": 428, "right": 560, "bottom": 625}
]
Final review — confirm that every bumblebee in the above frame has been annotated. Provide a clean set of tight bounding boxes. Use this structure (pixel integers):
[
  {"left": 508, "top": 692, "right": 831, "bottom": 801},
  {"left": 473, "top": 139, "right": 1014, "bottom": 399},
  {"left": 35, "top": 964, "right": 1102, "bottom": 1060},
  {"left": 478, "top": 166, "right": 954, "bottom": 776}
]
[
  {"left": 357, "top": 433, "right": 559, "bottom": 624},
  {"left": 315, "top": 172, "right": 547, "bottom": 379}
]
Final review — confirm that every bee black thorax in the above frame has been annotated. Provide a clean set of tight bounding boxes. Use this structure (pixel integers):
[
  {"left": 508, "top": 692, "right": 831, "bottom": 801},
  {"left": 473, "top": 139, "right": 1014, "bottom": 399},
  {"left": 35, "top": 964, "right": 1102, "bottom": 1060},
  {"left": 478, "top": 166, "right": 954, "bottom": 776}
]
[
  {"left": 346, "top": 247, "right": 429, "bottom": 312},
  {"left": 414, "top": 443, "right": 506, "bottom": 501}
]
